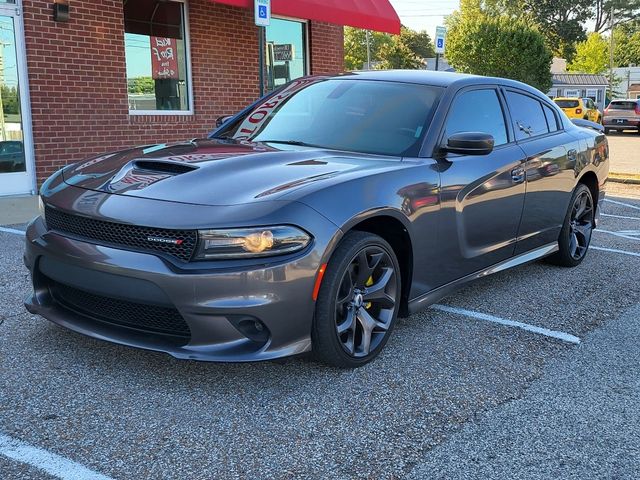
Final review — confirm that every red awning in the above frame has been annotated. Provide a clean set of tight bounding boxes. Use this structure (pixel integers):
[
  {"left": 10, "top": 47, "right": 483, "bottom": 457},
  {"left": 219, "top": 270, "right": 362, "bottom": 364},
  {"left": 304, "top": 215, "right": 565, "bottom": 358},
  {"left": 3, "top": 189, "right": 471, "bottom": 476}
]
[{"left": 210, "top": 0, "right": 401, "bottom": 34}]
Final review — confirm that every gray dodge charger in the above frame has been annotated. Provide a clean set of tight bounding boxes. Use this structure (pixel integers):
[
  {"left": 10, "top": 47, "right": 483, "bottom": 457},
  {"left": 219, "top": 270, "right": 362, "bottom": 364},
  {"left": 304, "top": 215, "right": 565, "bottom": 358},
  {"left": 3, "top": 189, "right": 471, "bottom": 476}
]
[{"left": 25, "top": 71, "right": 609, "bottom": 368}]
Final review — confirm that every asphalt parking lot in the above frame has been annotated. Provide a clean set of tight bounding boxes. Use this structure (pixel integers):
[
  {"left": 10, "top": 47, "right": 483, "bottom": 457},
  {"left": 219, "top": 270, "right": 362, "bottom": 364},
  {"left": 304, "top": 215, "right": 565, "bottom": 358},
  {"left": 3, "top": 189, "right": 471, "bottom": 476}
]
[
  {"left": 1, "top": 183, "right": 639, "bottom": 480},
  {"left": 607, "top": 131, "right": 640, "bottom": 175}
]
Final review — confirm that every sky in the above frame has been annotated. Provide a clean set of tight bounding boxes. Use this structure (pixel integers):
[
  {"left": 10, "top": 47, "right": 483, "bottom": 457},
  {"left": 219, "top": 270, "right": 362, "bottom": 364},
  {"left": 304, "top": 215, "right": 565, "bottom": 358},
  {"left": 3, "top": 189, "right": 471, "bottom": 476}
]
[{"left": 389, "top": 0, "right": 460, "bottom": 37}]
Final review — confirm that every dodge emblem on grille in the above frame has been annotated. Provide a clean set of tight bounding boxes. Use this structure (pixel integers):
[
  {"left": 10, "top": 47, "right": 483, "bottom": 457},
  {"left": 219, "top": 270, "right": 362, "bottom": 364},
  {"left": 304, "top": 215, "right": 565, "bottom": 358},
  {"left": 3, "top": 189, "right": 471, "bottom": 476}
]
[{"left": 147, "top": 236, "right": 184, "bottom": 245}]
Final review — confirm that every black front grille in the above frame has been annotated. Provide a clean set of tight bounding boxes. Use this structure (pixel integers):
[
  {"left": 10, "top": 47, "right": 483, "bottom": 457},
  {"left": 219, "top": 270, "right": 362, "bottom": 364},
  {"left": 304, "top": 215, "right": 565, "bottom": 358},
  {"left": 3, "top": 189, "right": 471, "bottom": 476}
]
[
  {"left": 45, "top": 206, "right": 197, "bottom": 262},
  {"left": 49, "top": 279, "right": 191, "bottom": 339}
]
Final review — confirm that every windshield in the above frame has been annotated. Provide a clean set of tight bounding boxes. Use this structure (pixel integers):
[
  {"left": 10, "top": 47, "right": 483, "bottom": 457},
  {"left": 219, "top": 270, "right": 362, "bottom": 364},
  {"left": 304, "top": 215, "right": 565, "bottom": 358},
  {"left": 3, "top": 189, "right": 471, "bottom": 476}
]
[
  {"left": 216, "top": 78, "right": 443, "bottom": 157},
  {"left": 555, "top": 99, "right": 579, "bottom": 108}
]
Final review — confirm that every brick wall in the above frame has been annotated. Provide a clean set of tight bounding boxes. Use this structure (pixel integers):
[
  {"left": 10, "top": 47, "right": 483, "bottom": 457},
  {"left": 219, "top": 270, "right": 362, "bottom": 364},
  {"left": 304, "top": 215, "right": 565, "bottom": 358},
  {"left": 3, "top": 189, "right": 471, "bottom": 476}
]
[{"left": 21, "top": 0, "right": 344, "bottom": 184}]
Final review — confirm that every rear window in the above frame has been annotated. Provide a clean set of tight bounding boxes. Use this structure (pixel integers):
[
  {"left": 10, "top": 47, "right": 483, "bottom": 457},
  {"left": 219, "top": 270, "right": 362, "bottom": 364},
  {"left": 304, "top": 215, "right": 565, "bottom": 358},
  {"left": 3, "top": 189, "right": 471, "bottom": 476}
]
[
  {"left": 609, "top": 101, "right": 638, "bottom": 110},
  {"left": 554, "top": 100, "right": 579, "bottom": 108}
]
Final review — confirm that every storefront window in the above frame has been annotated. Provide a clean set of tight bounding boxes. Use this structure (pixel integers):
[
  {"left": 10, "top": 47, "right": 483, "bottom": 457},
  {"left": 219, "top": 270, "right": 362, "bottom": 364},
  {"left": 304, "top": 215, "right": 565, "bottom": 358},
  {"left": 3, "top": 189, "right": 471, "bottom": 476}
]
[
  {"left": 265, "top": 18, "right": 307, "bottom": 91},
  {"left": 124, "top": 0, "right": 191, "bottom": 113}
]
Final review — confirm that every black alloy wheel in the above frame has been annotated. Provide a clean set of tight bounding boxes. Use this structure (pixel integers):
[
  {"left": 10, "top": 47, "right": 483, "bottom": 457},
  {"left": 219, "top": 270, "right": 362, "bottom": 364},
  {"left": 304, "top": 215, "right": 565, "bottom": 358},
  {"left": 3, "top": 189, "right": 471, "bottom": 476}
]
[
  {"left": 547, "top": 183, "right": 595, "bottom": 267},
  {"left": 312, "top": 231, "right": 401, "bottom": 368}
]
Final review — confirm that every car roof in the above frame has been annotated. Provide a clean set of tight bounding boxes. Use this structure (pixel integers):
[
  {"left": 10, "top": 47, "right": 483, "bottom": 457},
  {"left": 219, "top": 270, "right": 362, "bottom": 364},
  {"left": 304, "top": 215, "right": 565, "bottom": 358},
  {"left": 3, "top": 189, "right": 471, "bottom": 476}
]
[{"left": 331, "top": 70, "right": 544, "bottom": 94}]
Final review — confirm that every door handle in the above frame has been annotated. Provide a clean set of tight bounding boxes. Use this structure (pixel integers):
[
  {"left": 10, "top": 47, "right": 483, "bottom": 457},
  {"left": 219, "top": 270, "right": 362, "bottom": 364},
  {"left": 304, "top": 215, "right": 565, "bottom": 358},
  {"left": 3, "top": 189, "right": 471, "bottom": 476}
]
[{"left": 511, "top": 166, "right": 525, "bottom": 184}]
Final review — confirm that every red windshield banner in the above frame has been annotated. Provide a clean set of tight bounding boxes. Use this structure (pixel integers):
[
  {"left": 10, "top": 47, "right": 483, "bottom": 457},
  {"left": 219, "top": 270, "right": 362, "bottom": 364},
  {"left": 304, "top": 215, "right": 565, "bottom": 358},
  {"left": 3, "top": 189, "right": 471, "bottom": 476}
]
[{"left": 151, "top": 37, "right": 179, "bottom": 80}]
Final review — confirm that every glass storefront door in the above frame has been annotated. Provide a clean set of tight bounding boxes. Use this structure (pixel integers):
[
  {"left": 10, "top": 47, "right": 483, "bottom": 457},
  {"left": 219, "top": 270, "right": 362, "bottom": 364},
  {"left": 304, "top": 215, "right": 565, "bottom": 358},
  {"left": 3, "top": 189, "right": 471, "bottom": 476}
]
[{"left": 0, "top": 2, "right": 34, "bottom": 196}]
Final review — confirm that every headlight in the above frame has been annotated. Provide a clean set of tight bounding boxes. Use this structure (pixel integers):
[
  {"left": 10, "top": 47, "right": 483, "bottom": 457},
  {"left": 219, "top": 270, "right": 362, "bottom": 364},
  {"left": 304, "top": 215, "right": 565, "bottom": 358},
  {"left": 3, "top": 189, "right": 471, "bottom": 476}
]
[{"left": 194, "top": 226, "right": 311, "bottom": 260}]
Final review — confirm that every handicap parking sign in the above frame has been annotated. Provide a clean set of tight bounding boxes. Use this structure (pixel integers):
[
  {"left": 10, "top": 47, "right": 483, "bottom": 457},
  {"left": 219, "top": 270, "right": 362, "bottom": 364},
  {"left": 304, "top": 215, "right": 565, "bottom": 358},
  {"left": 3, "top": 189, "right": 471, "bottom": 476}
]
[
  {"left": 254, "top": 0, "right": 271, "bottom": 26},
  {"left": 437, "top": 39, "right": 444, "bottom": 48}
]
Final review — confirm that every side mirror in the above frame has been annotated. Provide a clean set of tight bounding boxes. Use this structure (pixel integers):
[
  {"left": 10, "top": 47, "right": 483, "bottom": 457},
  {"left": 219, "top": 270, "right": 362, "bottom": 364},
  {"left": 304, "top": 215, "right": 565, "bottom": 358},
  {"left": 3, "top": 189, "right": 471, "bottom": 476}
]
[
  {"left": 444, "top": 132, "right": 495, "bottom": 155},
  {"left": 216, "top": 115, "right": 233, "bottom": 128}
]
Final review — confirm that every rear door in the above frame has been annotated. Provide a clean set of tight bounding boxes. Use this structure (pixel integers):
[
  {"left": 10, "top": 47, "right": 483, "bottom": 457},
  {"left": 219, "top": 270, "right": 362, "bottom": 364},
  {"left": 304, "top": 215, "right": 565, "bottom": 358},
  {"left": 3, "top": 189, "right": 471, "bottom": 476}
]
[
  {"left": 503, "top": 89, "right": 576, "bottom": 255},
  {"left": 433, "top": 87, "right": 526, "bottom": 285}
]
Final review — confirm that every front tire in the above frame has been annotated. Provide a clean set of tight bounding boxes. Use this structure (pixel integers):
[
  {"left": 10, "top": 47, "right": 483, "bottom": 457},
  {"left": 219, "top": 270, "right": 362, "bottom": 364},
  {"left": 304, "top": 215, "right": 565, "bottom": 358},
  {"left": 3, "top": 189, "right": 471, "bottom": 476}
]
[
  {"left": 312, "top": 231, "right": 401, "bottom": 368},
  {"left": 547, "top": 184, "right": 594, "bottom": 267}
]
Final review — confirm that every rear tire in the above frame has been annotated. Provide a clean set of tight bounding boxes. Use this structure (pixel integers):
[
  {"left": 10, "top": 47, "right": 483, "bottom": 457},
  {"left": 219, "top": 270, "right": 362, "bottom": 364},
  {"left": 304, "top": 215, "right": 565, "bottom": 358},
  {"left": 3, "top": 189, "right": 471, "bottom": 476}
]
[
  {"left": 312, "top": 231, "right": 401, "bottom": 368},
  {"left": 546, "top": 184, "right": 594, "bottom": 267}
]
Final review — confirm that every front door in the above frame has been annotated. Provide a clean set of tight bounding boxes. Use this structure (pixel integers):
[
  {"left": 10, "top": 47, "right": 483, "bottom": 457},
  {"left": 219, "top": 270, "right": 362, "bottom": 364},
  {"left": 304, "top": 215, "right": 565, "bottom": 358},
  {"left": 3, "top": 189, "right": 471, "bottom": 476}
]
[
  {"left": 0, "top": 1, "right": 34, "bottom": 196},
  {"left": 434, "top": 87, "right": 526, "bottom": 286}
]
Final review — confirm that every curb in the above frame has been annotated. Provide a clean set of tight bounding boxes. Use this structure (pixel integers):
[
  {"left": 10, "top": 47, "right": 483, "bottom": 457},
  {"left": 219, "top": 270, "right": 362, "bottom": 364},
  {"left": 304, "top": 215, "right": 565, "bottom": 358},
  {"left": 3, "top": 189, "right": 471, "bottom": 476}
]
[{"left": 609, "top": 175, "right": 640, "bottom": 185}]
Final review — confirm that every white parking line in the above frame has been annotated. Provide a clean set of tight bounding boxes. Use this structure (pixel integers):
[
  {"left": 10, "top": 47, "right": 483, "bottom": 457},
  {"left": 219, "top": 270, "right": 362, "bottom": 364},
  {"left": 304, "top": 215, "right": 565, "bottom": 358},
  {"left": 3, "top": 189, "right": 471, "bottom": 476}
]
[
  {"left": 591, "top": 245, "right": 640, "bottom": 258},
  {"left": 0, "top": 433, "right": 113, "bottom": 480},
  {"left": 594, "top": 229, "right": 640, "bottom": 241},
  {"left": 0, "top": 226, "right": 25, "bottom": 236},
  {"left": 601, "top": 213, "right": 640, "bottom": 221},
  {"left": 605, "top": 198, "right": 640, "bottom": 211},
  {"left": 431, "top": 304, "right": 581, "bottom": 344}
]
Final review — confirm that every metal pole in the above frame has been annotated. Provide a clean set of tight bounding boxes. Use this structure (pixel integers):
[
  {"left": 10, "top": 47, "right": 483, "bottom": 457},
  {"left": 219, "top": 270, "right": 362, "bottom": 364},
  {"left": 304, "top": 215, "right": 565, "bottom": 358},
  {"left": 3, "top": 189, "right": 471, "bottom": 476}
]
[
  {"left": 435, "top": 53, "right": 439, "bottom": 71},
  {"left": 258, "top": 26, "right": 265, "bottom": 97},
  {"left": 609, "top": 4, "right": 614, "bottom": 100},
  {"left": 365, "top": 30, "right": 371, "bottom": 70}
]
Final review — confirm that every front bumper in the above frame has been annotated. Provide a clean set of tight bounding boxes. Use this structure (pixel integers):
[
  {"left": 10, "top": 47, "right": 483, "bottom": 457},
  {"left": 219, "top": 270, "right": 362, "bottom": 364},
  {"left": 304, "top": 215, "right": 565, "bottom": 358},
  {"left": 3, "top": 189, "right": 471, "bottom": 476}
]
[{"left": 24, "top": 204, "right": 339, "bottom": 362}]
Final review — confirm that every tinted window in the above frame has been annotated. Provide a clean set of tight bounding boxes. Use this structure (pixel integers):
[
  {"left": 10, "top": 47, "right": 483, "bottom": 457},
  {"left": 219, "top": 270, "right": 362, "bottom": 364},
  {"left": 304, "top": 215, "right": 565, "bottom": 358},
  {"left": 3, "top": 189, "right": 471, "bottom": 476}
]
[
  {"left": 543, "top": 104, "right": 559, "bottom": 132},
  {"left": 444, "top": 89, "right": 508, "bottom": 146},
  {"left": 220, "top": 79, "right": 443, "bottom": 157},
  {"left": 506, "top": 91, "right": 549, "bottom": 140},
  {"left": 555, "top": 99, "right": 579, "bottom": 108},
  {"left": 609, "top": 101, "right": 638, "bottom": 110}
]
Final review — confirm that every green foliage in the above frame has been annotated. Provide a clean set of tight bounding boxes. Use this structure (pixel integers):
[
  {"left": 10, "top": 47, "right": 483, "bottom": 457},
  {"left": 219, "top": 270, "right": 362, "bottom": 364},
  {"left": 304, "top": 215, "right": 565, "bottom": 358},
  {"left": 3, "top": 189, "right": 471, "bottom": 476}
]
[
  {"left": 343, "top": 25, "right": 434, "bottom": 70},
  {"left": 344, "top": 27, "right": 391, "bottom": 70},
  {"left": 0, "top": 85, "right": 19, "bottom": 116},
  {"left": 446, "top": 12, "right": 553, "bottom": 92},
  {"left": 593, "top": 0, "right": 640, "bottom": 33},
  {"left": 376, "top": 36, "right": 424, "bottom": 70},
  {"left": 127, "top": 77, "right": 155, "bottom": 95},
  {"left": 614, "top": 27, "right": 640, "bottom": 67},
  {"left": 568, "top": 32, "right": 609, "bottom": 74}
]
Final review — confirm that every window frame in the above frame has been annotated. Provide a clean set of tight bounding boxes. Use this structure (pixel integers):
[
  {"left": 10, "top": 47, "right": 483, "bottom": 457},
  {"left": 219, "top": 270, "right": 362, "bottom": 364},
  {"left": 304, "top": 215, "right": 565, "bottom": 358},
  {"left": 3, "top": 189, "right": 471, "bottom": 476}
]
[
  {"left": 436, "top": 85, "right": 514, "bottom": 154},
  {"left": 265, "top": 15, "right": 310, "bottom": 91},
  {"left": 502, "top": 87, "right": 564, "bottom": 144},
  {"left": 126, "top": 0, "right": 194, "bottom": 116}
]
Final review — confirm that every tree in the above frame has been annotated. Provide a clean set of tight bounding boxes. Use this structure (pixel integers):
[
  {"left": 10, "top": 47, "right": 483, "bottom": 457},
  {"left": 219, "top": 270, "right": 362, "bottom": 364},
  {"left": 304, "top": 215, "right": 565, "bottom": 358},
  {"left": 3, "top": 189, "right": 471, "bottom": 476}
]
[
  {"left": 477, "top": 0, "right": 590, "bottom": 61},
  {"left": 399, "top": 27, "right": 435, "bottom": 59},
  {"left": 613, "top": 27, "right": 640, "bottom": 66},
  {"left": 568, "top": 32, "right": 609, "bottom": 73},
  {"left": 127, "top": 77, "right": 155, "bottom": 95},
  {"left": 446, "top": 10, "right": 553, "bottom": 92},
  {"left": 343, "top": 25, "right": 434, "bottom": 70},
  {"left": 343, "top": 27, "right": 391, "bottom": 70},
  {"left": 593, "top": 0, "right": 640, "bottom": 33},
  {"left": 376, "top": 36, "right": 424, "bottom": 70}
]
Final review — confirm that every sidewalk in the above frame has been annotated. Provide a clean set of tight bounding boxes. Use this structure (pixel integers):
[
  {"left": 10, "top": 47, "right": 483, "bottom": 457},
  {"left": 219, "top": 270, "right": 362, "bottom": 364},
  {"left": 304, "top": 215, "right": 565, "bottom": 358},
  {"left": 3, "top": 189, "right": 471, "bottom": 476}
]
[
  {"left": 0, "top": 195, "right": 38, "bottom": 225},
  {"left": 408, "top": 302, "right": 640, "bottom": 479}
]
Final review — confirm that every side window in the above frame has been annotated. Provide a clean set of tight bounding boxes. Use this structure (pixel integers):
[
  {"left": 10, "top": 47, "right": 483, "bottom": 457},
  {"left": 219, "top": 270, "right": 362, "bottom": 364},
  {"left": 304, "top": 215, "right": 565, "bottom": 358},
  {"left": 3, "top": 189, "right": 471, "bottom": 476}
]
[
  {"left": 444, "top": 89, "right": 508, "bottom": 146},
  {"left": 543, "top": 104, "right": 559, "bottom": 132},
  {"left": 506, "top": 91, "right": 550, "bottom": 140}
]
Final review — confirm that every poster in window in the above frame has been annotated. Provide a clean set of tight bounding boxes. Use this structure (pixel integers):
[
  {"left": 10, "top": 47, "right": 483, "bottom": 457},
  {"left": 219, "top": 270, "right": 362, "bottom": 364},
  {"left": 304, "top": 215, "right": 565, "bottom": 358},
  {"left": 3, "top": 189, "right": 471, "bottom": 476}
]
[{"left": 151, "top": 37, "right": 179, "bottom": 80}]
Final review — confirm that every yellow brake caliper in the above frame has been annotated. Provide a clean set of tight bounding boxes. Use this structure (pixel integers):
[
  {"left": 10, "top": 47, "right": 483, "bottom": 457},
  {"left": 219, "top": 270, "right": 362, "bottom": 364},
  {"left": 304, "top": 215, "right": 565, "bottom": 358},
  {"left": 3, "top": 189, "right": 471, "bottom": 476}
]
[{"left": 365, "top": 276, "right": 374, "bottom": 309}]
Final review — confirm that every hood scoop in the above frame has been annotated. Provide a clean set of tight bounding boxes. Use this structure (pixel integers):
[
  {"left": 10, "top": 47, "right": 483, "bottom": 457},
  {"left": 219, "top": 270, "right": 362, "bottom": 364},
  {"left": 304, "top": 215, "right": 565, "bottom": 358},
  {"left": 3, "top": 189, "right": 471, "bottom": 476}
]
[{"left": 133, "top": 160, "right": 198, "bottom": 175}]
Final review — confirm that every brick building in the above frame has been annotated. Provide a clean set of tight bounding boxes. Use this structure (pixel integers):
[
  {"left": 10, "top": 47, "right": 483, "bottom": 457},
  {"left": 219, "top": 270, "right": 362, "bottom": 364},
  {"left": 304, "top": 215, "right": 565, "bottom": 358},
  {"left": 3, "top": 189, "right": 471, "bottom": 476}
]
[{"left": 0, "top": 0, "right": 399, "bottom": 196}]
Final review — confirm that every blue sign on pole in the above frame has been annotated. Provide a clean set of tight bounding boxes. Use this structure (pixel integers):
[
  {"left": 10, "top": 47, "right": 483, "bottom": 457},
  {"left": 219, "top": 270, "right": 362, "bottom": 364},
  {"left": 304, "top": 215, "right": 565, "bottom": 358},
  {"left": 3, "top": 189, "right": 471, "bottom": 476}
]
[{"left": 255, "top": 0, "right": 271, "bottom": 26}]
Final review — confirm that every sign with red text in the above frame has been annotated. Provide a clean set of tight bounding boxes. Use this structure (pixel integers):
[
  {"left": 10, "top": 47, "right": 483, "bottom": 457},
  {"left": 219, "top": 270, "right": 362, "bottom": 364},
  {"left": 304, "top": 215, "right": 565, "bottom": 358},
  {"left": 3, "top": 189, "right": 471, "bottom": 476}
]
[{"left": 151, "top": 37, "right": 179, "bottom": 80}]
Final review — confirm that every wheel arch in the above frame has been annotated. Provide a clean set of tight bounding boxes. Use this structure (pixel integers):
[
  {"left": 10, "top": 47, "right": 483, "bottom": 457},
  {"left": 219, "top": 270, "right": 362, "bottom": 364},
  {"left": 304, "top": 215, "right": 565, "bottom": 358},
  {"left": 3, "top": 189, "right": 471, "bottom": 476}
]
[
  {"left": 345, "top": 214, "right": 414, "bottom": 317},
  {"left": 578, "top": 170, "right": 599, "bottom": 215}
]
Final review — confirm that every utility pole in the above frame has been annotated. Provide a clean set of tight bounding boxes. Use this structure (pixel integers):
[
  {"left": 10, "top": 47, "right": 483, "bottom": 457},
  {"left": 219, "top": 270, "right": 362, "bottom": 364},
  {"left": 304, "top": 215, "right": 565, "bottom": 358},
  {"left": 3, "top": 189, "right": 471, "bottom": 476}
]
[
  {"left": 365, "top": 30, "right": 371, "bottom": 70},
  {"left": 609, "top": 4, "right": 614, "bottom": 101}
]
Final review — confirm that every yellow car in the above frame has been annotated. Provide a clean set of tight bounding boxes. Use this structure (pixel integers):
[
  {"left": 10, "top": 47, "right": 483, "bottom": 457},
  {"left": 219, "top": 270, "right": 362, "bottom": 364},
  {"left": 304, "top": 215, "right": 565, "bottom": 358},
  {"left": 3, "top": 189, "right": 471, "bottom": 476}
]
[{"left": 553, "top": 97, "right": 602, "bottom": 123}]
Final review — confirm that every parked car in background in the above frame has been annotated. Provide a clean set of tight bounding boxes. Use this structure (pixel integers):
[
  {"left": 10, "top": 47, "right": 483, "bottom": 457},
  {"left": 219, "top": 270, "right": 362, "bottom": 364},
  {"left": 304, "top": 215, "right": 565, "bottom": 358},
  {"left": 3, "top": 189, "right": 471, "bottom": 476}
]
[
  {"left": 25, "top": 71, "right": 609, "bottom": 368},
  {"left": 603, "top": 99, "right": 640, "bottom": 134},
  {"left": 0, "top": 140, "right": 25, "bottom": 173},
  {"left": 554, "top": 97, "right": 602, "bottom": 123}
]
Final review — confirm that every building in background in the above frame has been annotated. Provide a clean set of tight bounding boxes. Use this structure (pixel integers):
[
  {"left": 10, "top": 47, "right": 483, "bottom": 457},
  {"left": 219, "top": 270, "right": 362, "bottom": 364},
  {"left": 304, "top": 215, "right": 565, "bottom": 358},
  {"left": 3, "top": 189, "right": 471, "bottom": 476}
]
[
  {"left": 547, "top": 74, "right": 609, "bottom": 111},
  {"left": 613, "top": 66, "right": 640, "bottom": 99},
  {"left": 0, "top": 0, "right": 400, "bottom": 196}
]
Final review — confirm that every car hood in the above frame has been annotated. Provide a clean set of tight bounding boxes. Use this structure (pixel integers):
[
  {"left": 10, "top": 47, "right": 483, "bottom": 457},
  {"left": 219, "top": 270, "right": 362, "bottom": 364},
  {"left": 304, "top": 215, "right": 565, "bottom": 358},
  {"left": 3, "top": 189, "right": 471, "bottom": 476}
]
[{"left": 61, "top": 139, "right": 401, "bottom": 206}]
